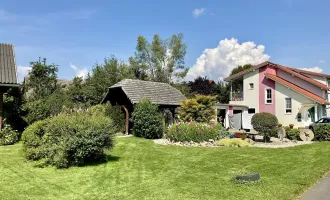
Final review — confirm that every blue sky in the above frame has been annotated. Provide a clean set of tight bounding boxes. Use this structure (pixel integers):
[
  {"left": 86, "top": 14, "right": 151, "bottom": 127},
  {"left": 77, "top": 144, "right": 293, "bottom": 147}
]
[{"left": 1, "top": 0, "right": 329, "bottom": 82}]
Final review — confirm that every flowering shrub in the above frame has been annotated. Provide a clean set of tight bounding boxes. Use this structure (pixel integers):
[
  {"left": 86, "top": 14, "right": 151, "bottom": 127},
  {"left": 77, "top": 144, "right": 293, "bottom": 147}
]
[
  {"left": 0, "top": 124, "right": 19, "bottom": 146},
  {"left": 167, "top": 122, "right": 221, "bottom": 142}
]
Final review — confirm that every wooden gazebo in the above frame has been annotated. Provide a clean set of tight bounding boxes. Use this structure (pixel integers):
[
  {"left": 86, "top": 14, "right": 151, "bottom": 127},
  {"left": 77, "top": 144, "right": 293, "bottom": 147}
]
[
  {"left": 101, "top": 79, "right": 186, "bottom": 134},
  {"left": 0, "top": 43, "right": 19, "bottom": 129}
]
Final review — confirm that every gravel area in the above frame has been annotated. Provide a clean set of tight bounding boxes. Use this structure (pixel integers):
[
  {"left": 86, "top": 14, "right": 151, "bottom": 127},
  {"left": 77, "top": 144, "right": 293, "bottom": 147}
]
[{"left": 253, "top": 141, "right": 313, "bottom": 148}]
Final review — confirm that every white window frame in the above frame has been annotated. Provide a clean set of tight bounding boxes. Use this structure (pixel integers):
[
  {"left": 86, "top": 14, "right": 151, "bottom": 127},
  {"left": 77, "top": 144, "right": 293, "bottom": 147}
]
[
  {"left": 249, "top": 83, "right": 254, "bottom": 90},
  {"left": 265, "top": 88, "right": 272, "bottom": 104},
  {"left": 285, "top": 98, "right": 292, "bottom": 115}
]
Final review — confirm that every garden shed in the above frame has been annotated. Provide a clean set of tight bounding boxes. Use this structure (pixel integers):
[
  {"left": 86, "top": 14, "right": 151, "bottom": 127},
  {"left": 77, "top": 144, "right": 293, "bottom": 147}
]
[
  {"left": 0, "top": 43, "right": 19, "bottom": 129},
  {"left": 101, "top": 79, "right": 186, "bottom": 134}
]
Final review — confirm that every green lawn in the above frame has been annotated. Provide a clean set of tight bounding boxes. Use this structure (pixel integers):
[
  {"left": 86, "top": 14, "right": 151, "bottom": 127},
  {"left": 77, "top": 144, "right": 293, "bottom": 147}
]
[{"left": 1, "top": 137, "right": 330, "bottom": 200}]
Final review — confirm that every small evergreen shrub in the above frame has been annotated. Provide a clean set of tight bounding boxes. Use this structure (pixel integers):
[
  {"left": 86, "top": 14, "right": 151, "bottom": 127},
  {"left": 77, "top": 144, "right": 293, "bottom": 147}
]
[
  {"left": 132, "top": 99, "right": 164, "bottom": 139},
  {"left": 251, "top": 112, "right": 278, "bottom": 142},
  {"left": 218, "top": 130, "right": 232, "bottom": 139},
  {"left": 284, "top": 127, "right": 300, "bottom": 140},
  {"left": 178, "top": 95, "right": 216, "bottom": 123},
  {"left": 0, "top": 125, "right": 19, "bottom": 146},
  {"left": 167, "top": 122, "right": 221, "bottom": 142},
  {"left": 217, "top": 138, "right": 251, "bottom": 147},
  {"left": 314, "top": 124, "right": 330, "bottom": 141},
  {"left": 22, "top": 112, "right": 116, "bottom": 168}
]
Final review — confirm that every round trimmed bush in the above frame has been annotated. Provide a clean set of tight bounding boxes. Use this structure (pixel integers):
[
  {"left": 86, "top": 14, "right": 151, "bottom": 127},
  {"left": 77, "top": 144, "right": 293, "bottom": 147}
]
[
  {"left": 132, "top": 99, "right": 164, "bottom": 139},
  {"left": 251, "top": 112, "right": 278, "bottom": 142}
]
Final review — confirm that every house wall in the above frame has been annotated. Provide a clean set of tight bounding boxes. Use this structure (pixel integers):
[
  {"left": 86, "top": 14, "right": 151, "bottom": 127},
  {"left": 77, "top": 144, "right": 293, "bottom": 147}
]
[
  {"left": 277, "top": 70, "right": 324, "bottom": 98},
  {"left": 259, "top": 65, "right": 276, "bottom": 115},
  {"left": 275, "top": 83, "right": 314, "bottom": 127},
  {"left": 301, "top": 73, "right": 327, "bottom": 85},
  {"left": 243, "top": 69, "right": 259, "bottom": 112}
]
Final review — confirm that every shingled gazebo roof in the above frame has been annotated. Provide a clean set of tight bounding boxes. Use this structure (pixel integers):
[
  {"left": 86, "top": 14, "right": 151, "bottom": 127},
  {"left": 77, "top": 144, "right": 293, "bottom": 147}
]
[
  {"left": 104, "top": 79, "right": 186, "bottom": 106},
  {"left": 0, "top": 43, "right": 18, "bottom": 85}
]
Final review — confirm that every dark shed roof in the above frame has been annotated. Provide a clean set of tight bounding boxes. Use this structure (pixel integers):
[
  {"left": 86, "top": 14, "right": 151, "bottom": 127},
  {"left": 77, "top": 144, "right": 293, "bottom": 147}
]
[
  {"left": 0, "top": 43, "right": 18, "bottom": 85},
  {"left": 103, "top": 79, "right": 186, "bottom": 106}
]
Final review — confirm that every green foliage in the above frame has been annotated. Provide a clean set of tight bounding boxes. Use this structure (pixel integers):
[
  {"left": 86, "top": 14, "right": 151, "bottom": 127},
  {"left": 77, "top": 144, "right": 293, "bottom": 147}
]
[
  {"left": 132, "top": 99, "right": 164, "bottom": 139},
  {"left": 314, "top": 124, "right": 330, "bottom": 141},
  {"left": 218, "top": 130, "right": 232, "bottom": 139},
  {"left": 0, "top": 124, "right": 19, "bottom": 146},
  {"left": 90, "top": 103, "right": 125, "bottom": 133},
  {"left": 230, "top": 64, "right": 253, "bottom": 76},
  {"left": 216, "top": 81, "right": 230, "bottom": 103},
  {"left": 3, "top": 88, "right": 27, "bottom": 132},
  {"left": 284, "top": 127, "right": 300, "bottom": 140},
  {"left": 217, "top": 138, "right": 251, "bottom": 147},
  {"left": 167, "top": 122, "right": 221, "bottom": 142},
  {"left": 23, "top": 89, "right": 74, "bottom": 124},
  {"left": 187, "top": 76, "right": 217, "bottom": 96},
  {"left": 129, "top": 33, "right": 188, "bottom": 83},
  {"left": 251, "top": 112, "right": 278, "bottom": 142},
  {"left": 24, "top": 58, "right": 58, "bottom": 101},
  {"left": 84, "top": 56, "right": 134, "bottom": 105},
  {"left": 178, "top": 95, "right": 216, "bottom": 123},
  {"left": 22, "top": 113, "right": 116, "bottom": 168}
]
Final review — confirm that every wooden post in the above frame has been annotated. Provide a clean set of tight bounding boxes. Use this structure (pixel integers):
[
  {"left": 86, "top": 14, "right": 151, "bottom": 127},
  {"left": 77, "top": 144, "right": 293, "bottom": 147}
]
[
  {"left": 0, "top": 92, "right": 3, "bottom": 130},
  {"left": 121, "top": 105, "right": 129, "bottom": 135}
]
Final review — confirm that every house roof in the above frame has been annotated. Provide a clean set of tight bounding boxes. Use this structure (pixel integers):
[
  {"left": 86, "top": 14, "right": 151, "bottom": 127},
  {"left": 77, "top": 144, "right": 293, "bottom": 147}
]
[
  {"left": 0, "top": 43, "right": 18, "bottom": 85},
  {"left": 265, "top": 73, "right": 330, "bottom": 105},
  {"left": 106, "top": 79, "right": 186, "bottom": 105},
  {"left": 289, "top": 68, "right": 330, "bottom": 78},
  {"left": 276, "top": 65, "right": 330, "bottom": 90},
  {"left": 224, "top": 61, "right": 330, "bottom": 90},
  {"left": 223, "top": 61, "right": 275, "bottom": 81}
]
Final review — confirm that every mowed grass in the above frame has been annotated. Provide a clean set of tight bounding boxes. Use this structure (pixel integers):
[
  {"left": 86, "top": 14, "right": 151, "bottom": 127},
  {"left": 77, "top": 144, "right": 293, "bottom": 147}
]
[{"left": 1, "top": 137, "right": 330, "bottom": 200}]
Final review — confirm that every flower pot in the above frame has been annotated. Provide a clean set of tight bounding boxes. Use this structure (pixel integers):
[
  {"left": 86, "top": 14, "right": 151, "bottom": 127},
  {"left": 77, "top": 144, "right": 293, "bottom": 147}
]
[{"left": 289, "top": 125, "right": 294, "bottom": 129}]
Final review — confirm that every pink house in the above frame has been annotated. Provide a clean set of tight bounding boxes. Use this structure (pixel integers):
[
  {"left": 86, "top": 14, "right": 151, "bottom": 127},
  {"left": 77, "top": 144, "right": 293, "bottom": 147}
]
[{"left": 217, "top": 61, "right": 330, "bottom": 130}]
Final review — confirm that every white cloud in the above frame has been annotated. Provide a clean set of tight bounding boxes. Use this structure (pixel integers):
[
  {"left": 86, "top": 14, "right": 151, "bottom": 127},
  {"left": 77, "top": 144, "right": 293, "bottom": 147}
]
[
  {"left": 192, "top": 8, "right": 206, "bottom": 18},
  {"left": 70, "top": 63, "right": 88, "bottom": 78},
  {"left": 186, "top": 38, "right": 270, "bottom": 81},
  {"left": 17, "top": 66, "right": 32, "bottom": 82},
  {"left": 299, "top": 67, "right": 323, "bottom": 73}
]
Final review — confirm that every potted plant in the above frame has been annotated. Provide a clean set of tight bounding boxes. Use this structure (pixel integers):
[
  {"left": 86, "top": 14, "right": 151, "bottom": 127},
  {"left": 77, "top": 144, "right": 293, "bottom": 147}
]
[{"left": 289, "top": 124, "right": 294, "bottom": 129}]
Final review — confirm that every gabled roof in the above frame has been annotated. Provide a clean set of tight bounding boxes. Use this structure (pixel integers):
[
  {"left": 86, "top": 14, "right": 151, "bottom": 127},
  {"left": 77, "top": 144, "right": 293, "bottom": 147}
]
[
  {"left": 276, "top": 65, "right": 330, "bottom": 90},
  {"left": 265, "top": 73, "right": 330, "bottom": 105},
  {"left": 289, "top": 68, "right": 330, "bottom": 78},
  {"left": 0, "top": 43, "right": 18, "bottom": 85},
  {"left": 224, "top": 61, "right": 330, "bottom": 90},
  {"left": 224, "top": 61, "right": 276, "bottom": 81},
  {"left": 106, "top": 79, "right": 186, "bottom": 105}
]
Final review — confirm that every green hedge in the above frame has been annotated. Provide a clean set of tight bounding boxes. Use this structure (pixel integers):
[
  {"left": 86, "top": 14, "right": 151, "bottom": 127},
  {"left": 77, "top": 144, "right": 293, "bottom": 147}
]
[
  {"left": 314, "top": 124, "right": 330, "bottom": 141},
  {"left": 22, "top": 112, "right": 116, "bottom": 168},
  {"left": 167, "top": 122, "right": 221, "bottom": 143},
  {"left": 132, "top": 99, "right": 164, "bottom": 139}
]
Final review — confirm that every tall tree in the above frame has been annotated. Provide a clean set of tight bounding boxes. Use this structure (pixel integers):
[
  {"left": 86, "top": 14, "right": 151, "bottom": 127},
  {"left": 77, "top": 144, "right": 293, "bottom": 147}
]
[
  {"left": 83, "top": 56, "right": 134, "bottom": 105},
  {"left": 216, "top": 81, "right": 230, "bottom": 103},
  {"left": 24, "top": 58, "right": 58, "bottom": 101},
  {"left": 129, "top": 33, "right": 189, "bottom": 83},
  {"left": 188, "top": 76, "right": 217, "bottom": 96},
  {"left": 230, "top": 64, "right": 253, "bottom": 76}
]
